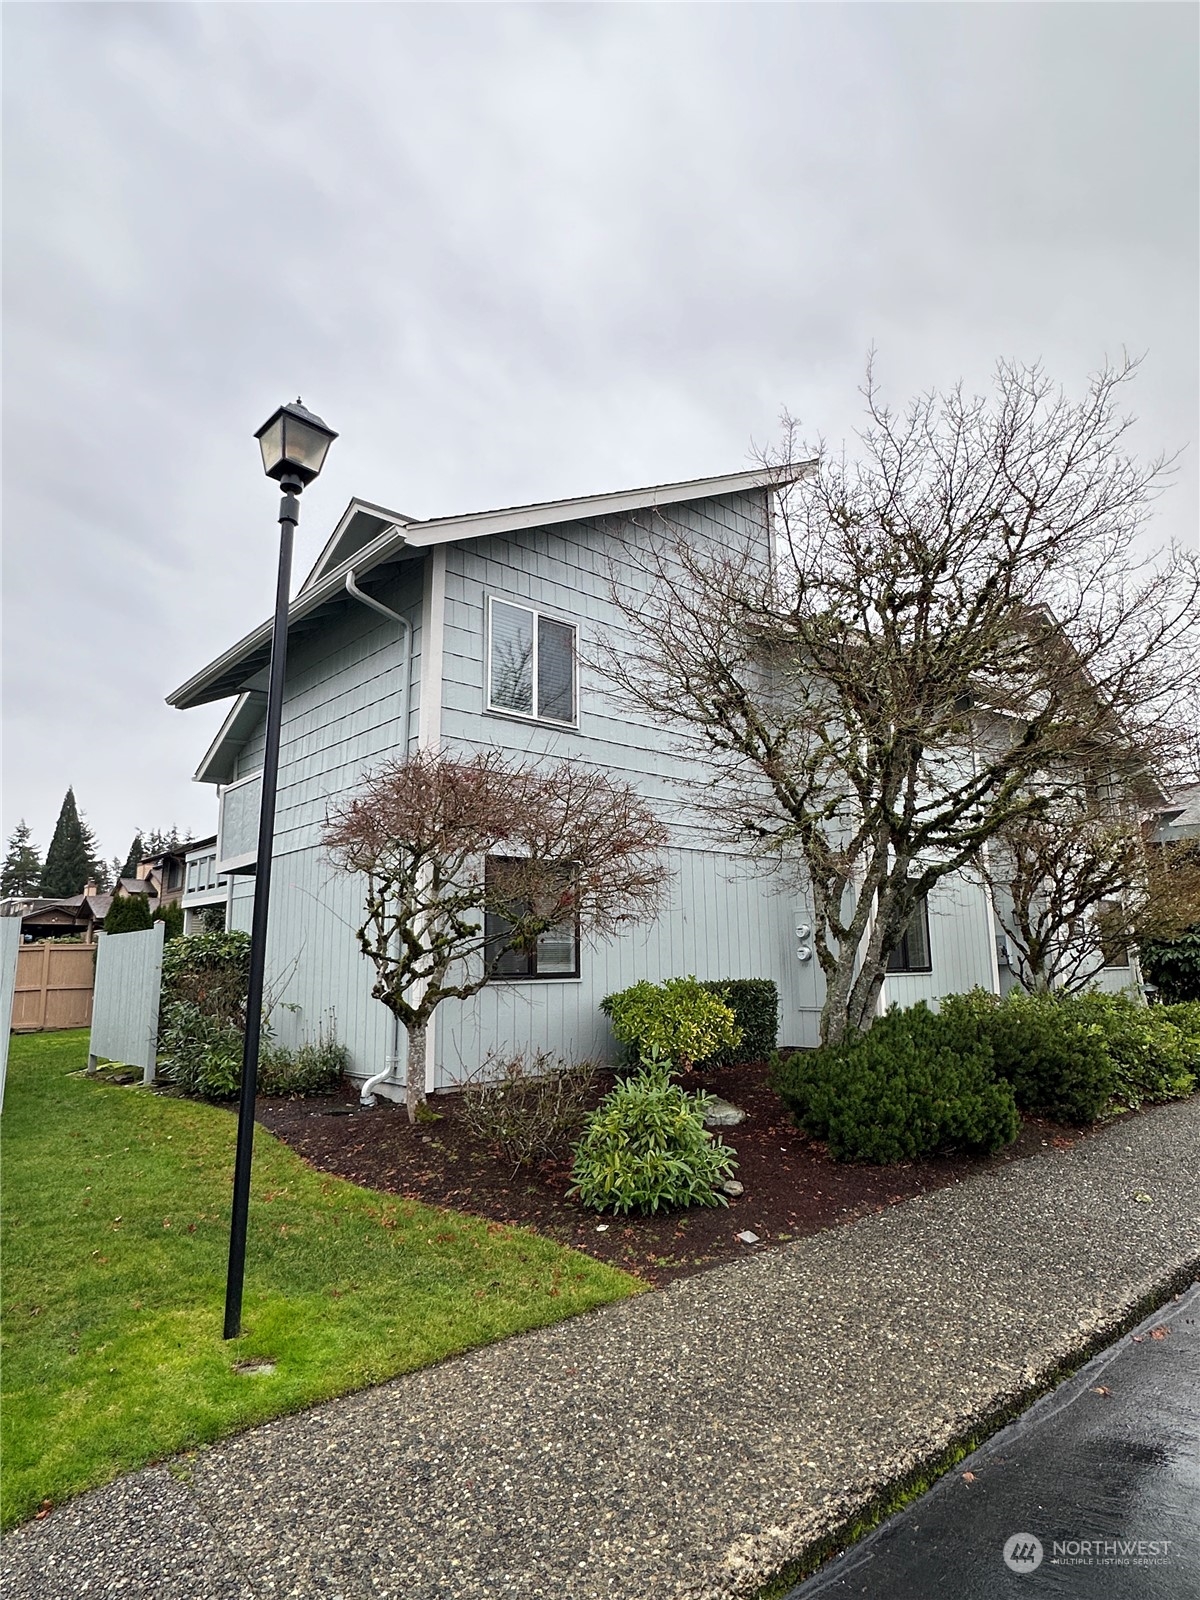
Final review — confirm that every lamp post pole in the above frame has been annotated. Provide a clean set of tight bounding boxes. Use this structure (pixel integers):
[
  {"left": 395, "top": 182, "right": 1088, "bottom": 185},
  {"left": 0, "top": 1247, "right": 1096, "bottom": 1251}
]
[
  {"left": 222, "top": 397, "right": 336, "bottom": 1342},
  {"left": 223, "top": 478, "right": 300, "bottom": 1340}
]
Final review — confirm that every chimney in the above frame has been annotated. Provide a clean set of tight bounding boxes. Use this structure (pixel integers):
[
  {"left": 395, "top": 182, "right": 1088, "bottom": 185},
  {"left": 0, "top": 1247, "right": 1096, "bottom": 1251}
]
[{"left": 84, "top": 881, "right": 97, "bottom": 897}]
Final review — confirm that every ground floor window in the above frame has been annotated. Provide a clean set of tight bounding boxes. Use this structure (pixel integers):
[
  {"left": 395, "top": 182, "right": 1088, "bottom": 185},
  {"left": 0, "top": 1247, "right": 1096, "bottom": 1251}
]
[
  {"left": 887, "top": 894, "right": 932, "bottom": 973},
  {"left": 484, "top": 858, "right": 580, "bottom": 979}
]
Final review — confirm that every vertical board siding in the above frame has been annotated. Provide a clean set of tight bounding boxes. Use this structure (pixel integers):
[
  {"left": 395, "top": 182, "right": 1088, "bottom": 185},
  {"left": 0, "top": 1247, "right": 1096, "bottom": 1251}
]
[
  {"left": 879, "top": 874, "right": 997, "bottom": 1011},
  {"left": 0, "top": 916, "right": 20, "bottom": 1109},
  {"left": 89, "top": 923, "right": 166, "bottom": 1083}
]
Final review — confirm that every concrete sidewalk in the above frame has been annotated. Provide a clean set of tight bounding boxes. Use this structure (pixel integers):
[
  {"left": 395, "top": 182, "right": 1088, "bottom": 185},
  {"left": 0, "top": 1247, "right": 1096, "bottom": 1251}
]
[{"left": 6, "top": 1097, "right": 1200, "bottom": 1600}]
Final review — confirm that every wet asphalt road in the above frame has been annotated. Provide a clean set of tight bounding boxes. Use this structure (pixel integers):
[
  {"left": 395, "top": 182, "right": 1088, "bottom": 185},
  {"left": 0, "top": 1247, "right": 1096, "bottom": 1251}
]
[{"left": 788, "top": 1283, "right": 1200, "bottom": 1599}]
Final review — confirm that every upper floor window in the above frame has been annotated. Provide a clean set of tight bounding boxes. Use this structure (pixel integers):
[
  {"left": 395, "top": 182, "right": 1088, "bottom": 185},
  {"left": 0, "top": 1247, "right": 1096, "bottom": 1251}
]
[
  {"left": 887, "top": 894, "right": 932, "bottom": 973},
  {"left": 488, "top": 598, "right": 576, "bottom": 724}
]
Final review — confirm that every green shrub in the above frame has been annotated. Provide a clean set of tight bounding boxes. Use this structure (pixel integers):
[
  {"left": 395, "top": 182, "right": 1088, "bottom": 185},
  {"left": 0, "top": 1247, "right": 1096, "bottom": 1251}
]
[
  {"left": 152, "top": 900, "right": 185, "bottom": 941},
  {"left": 600, "top": 977, "right": 740, "bottom": 1069},
  {"left": 771, "top": 1003, "right": 1020, "bottom": 1164},
  {"left": 1162, "top": 1002, "right": 1200, "bottom": 1075},
  {"left": 259, "top": 1027, "right": 350, "bottom": 1097},
  {"left": 103, "top": 893, "right": 153, "bottom": 934},
  {"left": 698, "top": 979, "right": 779, "bottom": 1065},
  {"left": 941, "top": 989, "right": 1115, "bottom": 1125},
  {"left": 1061, "top": 992, "right": 1195, "bottom": 1110},
  {"left": 569, "top": 1057, "right": 737, "bottom": 1213},
  {"left": 160, "top": 930, "right": 251, "bottom": 1029},
  {"left": 1139, "top": 930, "right": 1200, "bottom": 1003},
  {"left": 158, "top": 1001, "right": 243, "bottom": 1099}
]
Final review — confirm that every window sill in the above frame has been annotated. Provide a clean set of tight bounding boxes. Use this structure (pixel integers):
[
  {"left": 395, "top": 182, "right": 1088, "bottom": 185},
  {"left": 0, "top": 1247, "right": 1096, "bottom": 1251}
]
[
  {"left": 483, "top": 705, "right": 579, "bottom": 732},
  {"left": 489, "top": 974, "right": 583, "bottom": 984}
]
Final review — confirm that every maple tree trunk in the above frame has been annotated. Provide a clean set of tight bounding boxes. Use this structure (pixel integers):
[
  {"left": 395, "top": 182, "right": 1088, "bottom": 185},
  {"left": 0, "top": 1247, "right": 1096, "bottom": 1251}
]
[{"left": 404, "top": 1017, "right": 428, "bottom": 1123}]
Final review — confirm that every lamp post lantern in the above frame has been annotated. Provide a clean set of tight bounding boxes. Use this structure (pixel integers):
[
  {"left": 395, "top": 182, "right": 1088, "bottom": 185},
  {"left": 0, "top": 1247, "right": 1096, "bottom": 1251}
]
[{"left": 224, "top": 399, "right": 337, "bottom": 1341}]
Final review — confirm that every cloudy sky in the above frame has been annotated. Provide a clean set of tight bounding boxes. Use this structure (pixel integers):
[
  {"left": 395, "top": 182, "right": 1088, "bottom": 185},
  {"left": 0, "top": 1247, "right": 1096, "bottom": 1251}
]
[{"left": 4, "top": 1, "right": 1197, "bottom": 869}]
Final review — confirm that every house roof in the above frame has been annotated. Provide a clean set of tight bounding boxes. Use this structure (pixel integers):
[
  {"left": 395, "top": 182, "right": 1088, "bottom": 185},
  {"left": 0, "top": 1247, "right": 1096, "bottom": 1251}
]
[
  {"left": 1150, "top": 781, "right": 1200, "bottom": 843},
  {"left": 167, "top": 465, "right": 805, "bottom": 711}
]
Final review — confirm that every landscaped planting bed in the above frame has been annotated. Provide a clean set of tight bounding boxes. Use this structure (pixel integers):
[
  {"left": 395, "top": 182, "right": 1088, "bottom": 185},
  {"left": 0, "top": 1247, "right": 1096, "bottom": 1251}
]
[{"left": 258, "top": 1056, "right": 1100, "bottom": 1286}]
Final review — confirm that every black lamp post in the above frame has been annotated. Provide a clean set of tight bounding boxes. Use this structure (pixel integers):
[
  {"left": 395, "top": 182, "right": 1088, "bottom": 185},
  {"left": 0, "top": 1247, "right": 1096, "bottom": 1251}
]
[{"left": 224, "top": 399, "right": 337, "bottom": 1341}]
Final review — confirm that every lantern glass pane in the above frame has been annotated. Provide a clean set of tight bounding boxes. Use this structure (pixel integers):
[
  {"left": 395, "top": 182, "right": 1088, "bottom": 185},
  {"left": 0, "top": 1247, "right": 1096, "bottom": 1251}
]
[
  {"left": 257, "top": 417, "right": 285, "bottom": 475},
  {"left": 281, "top": 415, "right": 333, "bottom": 476}
]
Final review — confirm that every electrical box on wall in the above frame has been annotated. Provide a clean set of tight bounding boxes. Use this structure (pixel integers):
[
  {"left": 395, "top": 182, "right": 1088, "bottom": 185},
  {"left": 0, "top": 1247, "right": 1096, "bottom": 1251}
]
[{"left": 794, "top": 913, "right": 813, "bottom": 963}]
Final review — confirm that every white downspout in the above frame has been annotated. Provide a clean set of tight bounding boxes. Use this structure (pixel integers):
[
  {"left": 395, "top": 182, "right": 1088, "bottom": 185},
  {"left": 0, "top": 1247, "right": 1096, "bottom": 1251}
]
[{"left": 344, "top": 568, "right": 412, "bottom": 1107}]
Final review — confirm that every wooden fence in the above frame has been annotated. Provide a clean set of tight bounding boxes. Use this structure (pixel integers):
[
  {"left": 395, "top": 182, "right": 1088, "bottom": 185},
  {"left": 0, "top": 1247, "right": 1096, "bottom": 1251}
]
[{"left": 11, "top": 940, "right": 96, "bottom": 1032}]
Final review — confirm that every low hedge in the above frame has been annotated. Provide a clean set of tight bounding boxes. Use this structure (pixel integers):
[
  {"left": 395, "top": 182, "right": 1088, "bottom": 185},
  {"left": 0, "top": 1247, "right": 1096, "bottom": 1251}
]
[
  {"left": 940, "top": 990, "right": 1115, "bottom": 1125},
  {"left": 771, "top": 1003, "right": 1020, "bottom": 1164},
  {"left": 698, "top": 979, "right": 779, "bottom": 1065},
  {"left": 600, "top": 977, "right": 740, "bottom": 1069}
]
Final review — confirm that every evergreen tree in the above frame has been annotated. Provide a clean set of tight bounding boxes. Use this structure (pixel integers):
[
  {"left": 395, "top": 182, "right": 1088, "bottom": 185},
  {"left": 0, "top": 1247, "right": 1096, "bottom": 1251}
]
[
  {"left": 1, "top": 821, "right": 43, "bottom": 897},
  {"left": 103, "top": 892, "right": 154, "bottom": 934},
  {"left": 120, "top": 835, "right": 145, "bottom": 879},
  {"left": 40, "top": 788, "right": 92, "bottom": 897},
  {"left": 152, "top": 900, "right": 185, "bottom": 940}
]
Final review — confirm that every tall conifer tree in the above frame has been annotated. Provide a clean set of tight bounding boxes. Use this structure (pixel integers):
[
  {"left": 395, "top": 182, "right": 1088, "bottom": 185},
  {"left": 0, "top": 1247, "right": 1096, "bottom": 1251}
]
[
  {"left": 40, "top": 788, "right": 91, "bottom": 897},
  {"left": 2, "top": 821, "right": 43, "bottom": 897}
]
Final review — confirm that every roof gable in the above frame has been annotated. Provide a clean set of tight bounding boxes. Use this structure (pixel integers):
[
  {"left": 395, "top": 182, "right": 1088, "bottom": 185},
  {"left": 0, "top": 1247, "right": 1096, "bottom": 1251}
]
[{"left": 168, "top": 464, "right": 810, "bottom": 712}]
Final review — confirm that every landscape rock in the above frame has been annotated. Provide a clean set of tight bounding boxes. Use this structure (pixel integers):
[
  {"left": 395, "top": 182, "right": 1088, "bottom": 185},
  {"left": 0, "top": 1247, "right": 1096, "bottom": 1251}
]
[
  {"left": 702, "top": 1098, "right": 745, "bottom": 1127},
  {"left": 721, "top": 1180, "right": 745, "bottom": 1197}
]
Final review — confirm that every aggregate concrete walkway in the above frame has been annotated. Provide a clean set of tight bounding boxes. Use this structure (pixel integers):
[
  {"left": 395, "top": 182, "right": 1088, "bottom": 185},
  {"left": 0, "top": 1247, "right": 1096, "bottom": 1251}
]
[{"left": 6, "top": 1098, "right": 1200, "bottom": 1600}]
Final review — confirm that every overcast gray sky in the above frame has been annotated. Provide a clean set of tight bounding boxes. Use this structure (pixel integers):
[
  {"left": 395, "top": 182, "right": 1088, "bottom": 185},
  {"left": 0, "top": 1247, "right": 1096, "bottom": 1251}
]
[{"left": 4, "top": 1, "right": 1197, "bottom": 868}]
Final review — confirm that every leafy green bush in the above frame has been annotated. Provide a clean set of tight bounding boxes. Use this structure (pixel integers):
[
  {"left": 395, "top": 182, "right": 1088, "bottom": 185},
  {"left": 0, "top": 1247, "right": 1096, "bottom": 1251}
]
[
  {"left": 461, "top": 1052, "right": 596, "bottom": 1172},
  {"left": 940, "top": 989, "right": 1115, "bottom": 1125},
  {"left": 698, "top": 980, "right": 779, "bottom": 1065},
  {"left": 160, "top": 930, "right": 250, "bottom": 1028},
  {"left": 1139, "top": 930, "right": 1200, "bottom": 1003},
  {"left": 259, "top": 1028, "right": 351, "bottom": 1097},
  {"left": 152, "top": 900, "right": 185, "bottom": 941},
  {"left": 1062, "top": 992, "right": 1195, "bottom": 1110},
  {"left": 771, "top": 1003, "right": 1020, "bottom": 1164},
  {"left": 158, "top": 1002, "right": 243, "bottom": 1099},
  {"left": 600, "top": 977, "right": 740, "bottom": 1069},
  {"left": 569, "top": 1058, "right": 737, "bottom": 1213},
  {"left": 1162, "top": 1002, "right": 1200, "bottom": 1075},
  {"left": 103, "top": 893, "right": 153, "bottom": 934}
]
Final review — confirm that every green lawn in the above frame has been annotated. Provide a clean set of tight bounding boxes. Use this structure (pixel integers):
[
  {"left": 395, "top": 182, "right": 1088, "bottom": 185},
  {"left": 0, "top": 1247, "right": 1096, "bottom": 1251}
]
[{"left": 0, "top": 1031, "right": 639, "bottom": 1529}]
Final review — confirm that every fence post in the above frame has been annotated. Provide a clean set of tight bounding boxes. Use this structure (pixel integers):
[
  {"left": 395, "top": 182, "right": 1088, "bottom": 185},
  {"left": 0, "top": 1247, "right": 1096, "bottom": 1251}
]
[{"left": 0, "top": 918, "right": 20, "bottom": 1114}]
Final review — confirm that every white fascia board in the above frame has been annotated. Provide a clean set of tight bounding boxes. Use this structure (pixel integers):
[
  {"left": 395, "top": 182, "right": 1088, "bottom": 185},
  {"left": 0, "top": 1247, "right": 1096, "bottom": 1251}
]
[
  {"left": 298, "top": 497, "right": 417, "bottom": 595},
  {"left": 193, "top": 691, "right": 267, "bottom": 784},
  {"left": 399, "top": 464, "right": 811, "bottom": 550}
]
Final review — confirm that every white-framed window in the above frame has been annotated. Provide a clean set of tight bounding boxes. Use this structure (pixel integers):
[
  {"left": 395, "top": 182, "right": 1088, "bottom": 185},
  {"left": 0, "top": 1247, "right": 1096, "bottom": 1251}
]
[
  {"left": 484, "top": 857, "right": 580, "bottom": 979},
  {"left": 487, "top": 597, "right": 577, "bottom": 725}
]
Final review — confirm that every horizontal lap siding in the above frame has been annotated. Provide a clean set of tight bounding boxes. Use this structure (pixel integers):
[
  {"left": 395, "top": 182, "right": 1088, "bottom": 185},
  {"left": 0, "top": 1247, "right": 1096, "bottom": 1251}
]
[{"left": 226, "top": 567, "right": 422, "bottom": 1073}]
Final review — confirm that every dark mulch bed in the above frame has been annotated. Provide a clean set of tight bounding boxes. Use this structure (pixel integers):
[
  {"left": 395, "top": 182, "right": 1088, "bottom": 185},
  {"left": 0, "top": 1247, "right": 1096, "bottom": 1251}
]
[{"left": 256, "top": 1059, "right": 1098, "bottom": 1288}]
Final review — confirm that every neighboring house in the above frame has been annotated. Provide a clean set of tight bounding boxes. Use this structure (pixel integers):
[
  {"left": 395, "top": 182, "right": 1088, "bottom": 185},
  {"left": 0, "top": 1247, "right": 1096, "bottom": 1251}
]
[
  {"left": 179, "top": 835, "right": 228, "bottom": 933},
  {"left": 166, "top": 468, "right": 1130, "bottom": 1102},
  {"left": 1149, "top": 782, "right": 1200, "bottom": 845},
  {"left": 1, "top": 889, "right": 110, "bottom": 942}
]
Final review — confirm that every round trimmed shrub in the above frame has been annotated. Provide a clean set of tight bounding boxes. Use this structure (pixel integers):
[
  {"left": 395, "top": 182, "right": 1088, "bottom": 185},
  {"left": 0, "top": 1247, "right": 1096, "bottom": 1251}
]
[
  {"left": 569, "top": 1059, "right": 737, "bottom": 1213},
  {"left": 1061, "top": 992, "right": 1195, "bottom": 1110},
  {"left": 772, "top": 1003, "right": 1020, "bottom": 1163},
  {"left": 600, "top": 977, "right": 740, "bottom": 1069}
]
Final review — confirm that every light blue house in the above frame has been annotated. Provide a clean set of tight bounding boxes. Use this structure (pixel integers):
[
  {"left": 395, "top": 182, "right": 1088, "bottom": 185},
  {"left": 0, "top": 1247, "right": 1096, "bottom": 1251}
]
[{"left": 168, "top": 468, "right": 1098, "bottom": 1101}]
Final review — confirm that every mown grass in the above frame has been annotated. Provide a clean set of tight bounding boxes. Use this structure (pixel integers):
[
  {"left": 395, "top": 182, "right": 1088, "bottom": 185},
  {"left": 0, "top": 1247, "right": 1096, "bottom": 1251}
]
[{"left": 1, "top": 1031, "right": 639, "bottom": 1529}]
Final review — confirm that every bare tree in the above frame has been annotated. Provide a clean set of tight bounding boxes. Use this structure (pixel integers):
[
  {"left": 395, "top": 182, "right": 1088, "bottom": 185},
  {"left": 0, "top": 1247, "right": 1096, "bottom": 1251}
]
[
  {"left": 604, "top": 356, "right": 1200, "bottom": 1043},
  {"left": 981, "top": 800, "right": 1147, "bottom": 993},
  {"left": 324, "top": 749, "right": 668, "bottom": 1119},
  {"left": 983, "top": 800, "right": 1200, "bottom": 993}
]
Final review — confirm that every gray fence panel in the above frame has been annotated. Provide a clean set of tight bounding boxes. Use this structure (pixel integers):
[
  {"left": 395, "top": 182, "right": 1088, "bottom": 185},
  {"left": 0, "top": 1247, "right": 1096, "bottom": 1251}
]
[
  {"left": 0, "top": 916, "right": 20, "bottom": 1112},
  {"left": 89, "top": 922, "right": 166, "bottom": 1083}
]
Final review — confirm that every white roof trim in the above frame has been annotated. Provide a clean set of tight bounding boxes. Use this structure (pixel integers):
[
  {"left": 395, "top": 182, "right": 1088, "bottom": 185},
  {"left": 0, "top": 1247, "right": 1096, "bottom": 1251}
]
[
  {"left": 299, "top": 497, "right": 416, "bottom": 595},
  {"left": 193, "top": 690, "right": 267, "bottom": 784}
]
